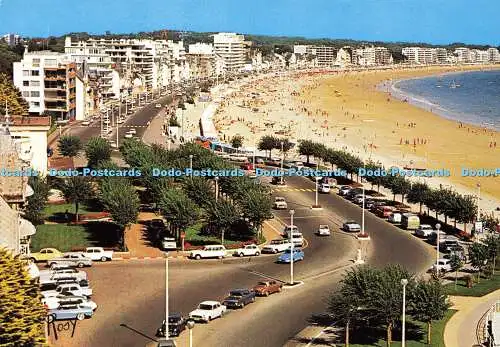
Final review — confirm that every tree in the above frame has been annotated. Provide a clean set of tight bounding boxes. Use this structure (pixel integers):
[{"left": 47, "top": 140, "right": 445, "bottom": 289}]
[
  {"left": 484, "top": 234, "right": 500, "bottom": 275},
  {"left": 0, "top": 248, "right": 46, "bottom": 345},
  {"left": 449, "top": 253, "right": 463, "bottom": 290},
  {"left": 158, "top": 189, "right": 199, "bottom": 238},
  {"left": 0, "top": 73, "right": 28, "bottom": 115},
  {"left": 367, "top": 265, "right": 414, "bottom": 346},
  {"left": 58, "top": 135, "right": 82, "bottom": 158},
  {"left": 230, "top": 135, "right": 244, "bottom": 151},
  {"left": 406, "top": 182, "right": 431, "bottom": 214},
  {"left": 327, "top": 293, "right": 362, "bottom": 347},
  {"left": 388, "top": 175, "right": 411, "bottom": 202},
  {"left": 453, "top": 194, "right": 477, "bottom": 233},
  {"left": 85, "top": 136, "right": 112, "bottom": 167},
  {"left": 183, "top": 176, "right": 215, "bottom": 208},
  {"left": 409, "top": 279, "right": 450, "bottom": 344},
  {"left": 99, "top": 178, "right": 140, "bottom": 249},
  {"left": 298, "top": 140, "right": 318, "bottom": 164},
  {"left": 239, "top": 189, "right": 273, "bottom": 237},
  {"left": 23, "top": 176, "right": 50, "bottom": 225},
  {"left": 206, "top": 199, "right": 241, "bottom": 244},
  {"left": 60, "top": 176, "right": 93, "bottom": 222},
  {"left": 258, "top": 135, "right": 277, "bottom": 158},
  {"left": 469, "top": 242, "right": 489, "bottom": 283}
]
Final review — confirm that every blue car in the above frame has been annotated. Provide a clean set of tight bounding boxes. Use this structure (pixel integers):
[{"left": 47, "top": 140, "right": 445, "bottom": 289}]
[
  {"left": 277, "top": 248, "right": 304, "bottom": 263},
  {"left": 47, "top": 304, "right": 93, "bottom": 322}
]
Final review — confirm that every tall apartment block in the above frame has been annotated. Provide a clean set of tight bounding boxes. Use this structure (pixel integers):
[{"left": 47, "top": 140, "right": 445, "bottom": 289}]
[
  {"left": 1, "top": 33, "right": 22, "bottom": 47},
  {"left": 13, "top": 50, "right": 77, "bottom": 121},
  {"left": 213, "top": 33, "right": 246, "bottom": 72},
  {"left": 293, "top": 45, "right": 336, "bottom": 66},
  {"left": 402, "top": 47, "right": 449, "bottom": 64}
]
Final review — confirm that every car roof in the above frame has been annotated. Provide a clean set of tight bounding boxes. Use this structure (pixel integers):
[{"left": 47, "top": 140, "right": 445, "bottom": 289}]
[
  {"left": 200, "top": 300, "right": 219, "bottom": 305},
  {"left": 319, "top": 225, "right": 329, "bottom": 228},
  {"left": 345, "top": 221, "right": 359, "bottom": 224}
]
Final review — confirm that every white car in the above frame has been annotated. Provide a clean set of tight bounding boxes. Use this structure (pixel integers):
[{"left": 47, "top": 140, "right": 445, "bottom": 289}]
[
  {"left": 353, "top": 194, "right": 364, "bottom": 205},
  {"left": 261, "top": 239, "right": 293, "bottom": 253},
  {"left": 415, "top": 224, "right": 434, "bottom": 238},
  {"left": 338, "top": 186, "right": 351, "bottom": 196},
  {"left": 274, "top": 197, "right": 288, "bottom": 209},
  {"left": 189, "top": 245, "right": 226, "bottom": 260},
  {"left": 288, "top": 232, "right": 304, "bottom": 247},
  {"left": 318, "top": 183, "right": 330, "bottom": 193},
  {"left": 81, "top": 121, "right": 90, "bottom": 126},
  {"left": 342, "top": 221, "right": 361, "bottom": 232},
  {"left": 155, "top": 103, "right": 162, "bottom": 108},
  {"left": 430, "top": 259, "right": 452, "bottom": 273},
  {"left": 128, "top": 128, "right": 137, "bottom": 135},
  {"left": 42, "top": 283, "right": 93, "bottom": 299},
  {"left": 81, "top": 247, "right": 113, "bottom": 262},
  {"left": 189, "top": 301, "right": 226, "bottom": 322},
  {"left": 47, "top": 253, "right": 93, "bottom": 269},
  {"left": 233, "top": 244, "right": 261, "bottom": 257},
  {"left": 283, "top": 225, "right": 299, "bottom": 236},
  {"left": 124, "top": 133, "right": 133, "bottom": 138},
  {"left": 294, "top": 162, "right": 304, "bottom": 170},
  {"left": 117, "top": 118, "right": 125, "bottom": 124},
  {"left": 39, "top": 269, "right": 87, "bottom": 284},
  {"left": 42, "top": 294, "right": 97, "bottom": 310},
  {"left": 317, "top": 225, "right": 331, "bottom": 236}
]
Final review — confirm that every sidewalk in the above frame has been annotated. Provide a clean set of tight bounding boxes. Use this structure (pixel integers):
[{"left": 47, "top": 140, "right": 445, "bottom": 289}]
[{"left": 444, "top": 289, "right": 500, "bottom": 347}]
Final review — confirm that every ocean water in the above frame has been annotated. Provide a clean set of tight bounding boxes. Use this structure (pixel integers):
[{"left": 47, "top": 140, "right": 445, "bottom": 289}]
[{"left": 390, "top": 69, "right": 500, "bottom": 130}]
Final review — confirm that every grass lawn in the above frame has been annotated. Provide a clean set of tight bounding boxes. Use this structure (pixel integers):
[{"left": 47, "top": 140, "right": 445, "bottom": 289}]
[
  {"left": 43, "top": 203, "right": 90, "bottom": 217},
  {"left": 349, "top": 310, "right": 456, "bottom": 347},
  {"left": 31, "top": 224, "right": 94, "bottom": 252},
  {"left": 445, "top": 273, "right": 500, "bottom": 297},
  {"left": 184, "top": 223, "right": 239, "bottom": 246}
]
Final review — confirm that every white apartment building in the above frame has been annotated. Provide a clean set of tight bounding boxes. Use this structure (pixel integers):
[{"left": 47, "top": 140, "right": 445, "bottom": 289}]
[
  {"left": 453, "top": 47, "right": 500, "bottom": 63},
  {"left": 1, "top": 33, "right": 22, "bottom": 47},
  {"left": 213, "top": 33, "right": 246, "bottom": 72},
  {"left": 353, "top": 46, "right": 393, "bottom": 66},
  {"left": 487, "top": 48, "right": 500, "bottom": 62},
  {"left": 293, "top": 45, "right": 336, "bottom": 66},
  {"left": 336, "top": 47, "right": 353, "bottom": 66},
  {"left": 13, "top": 50, "right": 82, "bottom": 121},
  {"left": 402, "top": 47, "right": 449, "bottom": 65}
]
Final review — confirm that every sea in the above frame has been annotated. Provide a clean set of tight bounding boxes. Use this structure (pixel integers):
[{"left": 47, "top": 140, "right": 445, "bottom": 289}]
[{"left": 388, "top": 69, "right": 500, "bottom": 131}]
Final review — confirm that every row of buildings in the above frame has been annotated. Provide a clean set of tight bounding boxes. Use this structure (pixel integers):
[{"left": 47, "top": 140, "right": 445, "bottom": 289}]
[
  {"left": 12, "top": 33, "right": 257, "bottom": 122},
  {"left": 402, "top": 46, "right": 500, "bottom": 65}
]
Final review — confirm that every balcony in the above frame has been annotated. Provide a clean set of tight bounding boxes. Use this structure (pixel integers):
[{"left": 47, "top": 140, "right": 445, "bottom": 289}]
[
  {"left": 44, "top": 85, "right": 65, "bottom": 91},
  {"left": 45, "top": 95, "right": 66, "bottom": 102},
  {"left": 44, "top": 76, "right": 66, "bottom": 81}
]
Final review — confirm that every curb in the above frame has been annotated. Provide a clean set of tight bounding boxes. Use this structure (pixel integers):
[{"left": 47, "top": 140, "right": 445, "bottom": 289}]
[{"left": 112, "top": 255, "right": 188, "bottom": 261}]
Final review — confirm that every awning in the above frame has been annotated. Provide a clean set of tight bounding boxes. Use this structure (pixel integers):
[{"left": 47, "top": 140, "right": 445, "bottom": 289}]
[{"left": 19, "top": 218, "right": 36, "bottom": 237}]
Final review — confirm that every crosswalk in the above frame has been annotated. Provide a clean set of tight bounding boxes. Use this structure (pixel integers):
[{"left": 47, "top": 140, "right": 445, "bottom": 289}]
[{"left": 271, "top": 188, "right": 316, "bottom": 192}]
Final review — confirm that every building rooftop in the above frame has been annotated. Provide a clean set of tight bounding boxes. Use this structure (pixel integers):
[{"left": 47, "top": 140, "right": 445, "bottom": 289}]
[{"left": 0, "top": 116, "right": 51, "bottom": 127}]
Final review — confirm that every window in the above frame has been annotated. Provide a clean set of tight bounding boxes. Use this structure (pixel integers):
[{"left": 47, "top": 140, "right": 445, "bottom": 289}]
[
  {"left": 44, "top": 59, "right": 57, "bottom": 67},
  {"left": 22, "top": 91, "right": 29, "bottom": 97},
  {"left": 31, "top": 80, "right": 40, "bottom": 87},
  {"left": 31, "top": 70, "right": 40, "bottom": 76},
  {"left": 23, "top": 70, "right": 30, "bottom": 76},
  {"left": 30, "top": 91, "right": 40, "bottom": 97},
  {"left": 32, "top": 58, "right": 40, "bottom": 67},
  {"left": 23, "top": 80, "right": 29, "bottom": 86},
  {"left": 33, "top": 102, "right": 40, "bottom": 107}
]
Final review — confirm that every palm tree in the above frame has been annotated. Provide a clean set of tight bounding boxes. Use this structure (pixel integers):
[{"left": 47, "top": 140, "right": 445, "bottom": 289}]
[
  {"left": 58, "top": 135, "right": 82, "bottom": 158},
  {"left": 85, "top": 136, "right": 112, "bottom": 167}
]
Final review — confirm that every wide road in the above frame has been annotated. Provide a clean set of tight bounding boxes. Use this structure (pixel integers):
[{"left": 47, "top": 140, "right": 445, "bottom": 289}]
[{"left": 51, "top": 176, "right": 434, "bottom": 347}]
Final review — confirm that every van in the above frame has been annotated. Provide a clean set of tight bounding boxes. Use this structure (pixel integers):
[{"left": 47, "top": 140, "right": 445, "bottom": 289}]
[
  {"left": 388, "top": 212, "right": 402, "bottom": 224},
  {"left": 401, "top": 214, "right": 420, "bottom": 230},
  {"left": 319, "top": 183, "right": 330, "bottom": 193}
]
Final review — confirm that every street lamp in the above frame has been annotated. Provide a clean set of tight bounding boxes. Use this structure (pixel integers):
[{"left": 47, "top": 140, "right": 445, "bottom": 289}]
[
  {"left": 189, "top": 155, "right": 193, "bottom": 175},
  {"left": 401, "top": 278, "right": 408, "bottom": 347},
  {"left": 280, "top": 141, "right": 284, "bottom": 185},
  {"left": 289, "top": 209, "right": 295, "bottom": 285},
  {"left": 214, "top": 177, "right": 219, "bottom": 202},
  {"left": 187, "top": 320, "right": 195, "bottom": 347},
  {"left": 165, "top": 252, "right": 169, "bottom": 339},
  {"left": 436, "top": 223, "right": 441, "bottom": 268},
  {"left": 477, "top": 182, "right": 481, "bottom": 222}
]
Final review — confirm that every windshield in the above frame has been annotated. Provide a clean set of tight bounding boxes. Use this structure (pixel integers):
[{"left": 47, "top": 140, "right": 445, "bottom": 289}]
[{"left": 230, "top": 291, "right": 244, "bottom": 296}]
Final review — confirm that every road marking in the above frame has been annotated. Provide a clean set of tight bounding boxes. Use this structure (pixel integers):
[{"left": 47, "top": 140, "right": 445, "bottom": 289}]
[
  {"left": 264, "top": 220, "right": 282, "bottom": 237},
  {"left": 246, "top": 269, "right": 285, "bottom": 283}
]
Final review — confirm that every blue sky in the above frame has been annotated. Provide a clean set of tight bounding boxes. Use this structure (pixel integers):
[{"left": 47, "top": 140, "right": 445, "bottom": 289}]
[{"left": 0, "top": 0, "right": 499, "bottom": 45}]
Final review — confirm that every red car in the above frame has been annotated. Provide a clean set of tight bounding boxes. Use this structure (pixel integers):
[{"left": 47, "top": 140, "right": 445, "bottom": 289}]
[{"left": 240, "top": 163, "right": 254, "bottom": 170}]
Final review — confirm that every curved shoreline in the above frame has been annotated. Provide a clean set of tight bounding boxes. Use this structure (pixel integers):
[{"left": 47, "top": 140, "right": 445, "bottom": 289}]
[{"left": 384, "top": 69, "right": 500, "bottom": 131}]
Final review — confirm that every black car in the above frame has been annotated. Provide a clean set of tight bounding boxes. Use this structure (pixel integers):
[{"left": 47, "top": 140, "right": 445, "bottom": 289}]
[
  {"left": 346, "top": 188, "right": 363, "bottom": 200},
  {"left": 365, "top": 199, "right": 375, "bottom": 209},
  {"left": 156, "top": 313, "right": 186, "bottom": 337},
  {"left": 222, "top": 289, "right": 256, "bottom": 309}
]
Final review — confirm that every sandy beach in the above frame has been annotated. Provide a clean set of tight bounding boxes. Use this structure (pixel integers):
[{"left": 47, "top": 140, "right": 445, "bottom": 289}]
[{"left": 210, "top": 66, "right": 500, "bottom": 215}]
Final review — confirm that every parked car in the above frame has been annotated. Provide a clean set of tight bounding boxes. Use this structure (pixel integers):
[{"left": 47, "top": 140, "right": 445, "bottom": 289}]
[
  {"left": 353, "top": 194, "right": 365, "bottom": 205},
  {"left": 430, "top": 258, "right": 452, "bottom": 273},
  {"left": 233, "top": 244, "right": 261, "bottom": 257},
  {"left": 128, "top": 128, "right": 136, "bottom": 135},
  {"left": 271, "top": 176, "right": 286, "bottom": 185},
  {"left": 30, "top": 248, "right": 63, "bottom": 263},
  {"left": 161, "top": 237, "right": 177, "bottom": 251},
  {"left": 283, "top": 225, "right": 299, "bottom": 236},
  {"left": 294, "top": 161, "right": 304, "bottom": 170},
  {"left": 39, "top": 269, "right": 88, "bottom": 285},
  {"left": 47, "top": 304, "right": 94, "bottom": 322},
  {"left": 401, "top": 214, "right": 420, "bottom": 230},
  {"left": 317, "top": 225, "right": 331, "bottom": 236},
  {"left": 222, "top": 289, "right": 256, "bottom": 308},
  {"left": 318, "top": 183, "right": 331, "bottom": 193},
  {"left": 428, "top": 230, "right": 447, "bottom": 245},
  {"left": 415, "top": 224, "right": 434, "bottom": 238},
  {"left": 365, "top": 199, "right": 375, "bottom": 209},
  {"left": 261, "top": 239, "right": 293, "bottom": 253},
  {"left": 189, "top": 301, "right": 226, "bottom": 322},
  {"left": 388, "top": 212, "right": 403, "bottom": 224},
  {"left": 155, "top": 103, "right": 162, "bottom": 108},
  {"left": 42, "top": 282, "right": 92, "bottom": 299},
  {"left": 375, "top": 206, "right": 395, "bottom": 218},
  {"left": 189, "top": 245, "right": 226, "bottom": 260},
  {"left": 240, "top": 162, "right": 254, "bottom": 170},
  {"left": 42, "top": 293, "right": 97, "bottom": 310},
  {"left": 274, "top": 197, "right": 288, "bottom": 209},
  {"left": 47, "top": 253, "right": 93, "bottom": 269},
  {"left": 346, "top": 188, "right": 363, "bottom": 200},
  {"left": 342, "top": 221, "right": 361, "bottom": 232},
  {"left": 81, "top": 247, "right": 113, "bottom": 262},
  {"left": 253, "top": 280, "right": 282, "bottom": 296},
  {"left": 338, "top": 186, "right": 351, "bottom": 196},
  {"left": 124, "top": 133, "right": 134, "bottom": 138},
  {"left": 156, "top": 313, "right": 186, "bottom": 337},
  {"left": 277, "top": 248, "right": 305, "bottom": 263},
  {"left": 81, "top": 121, "right": 90, "bottom": 126}
]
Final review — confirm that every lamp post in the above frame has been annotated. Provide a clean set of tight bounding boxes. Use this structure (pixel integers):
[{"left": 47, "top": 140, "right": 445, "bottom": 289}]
[
  {"left": 215, "top": 177, "right": 219, "bottom": 202},
  {"left": 436, "top": 223, "right": 441, "bottom": 268},
  {"left": 477, "top": 183, "right": 481, "bottom": 222},
  {"left": 187, "top": 320, "right": 195, "bottom": 347},
  {"left": 401, "top": 278, "right": 408, "bottom": 347},
  {"left": 189, "top": 155, "right": 193, "bottom": 176},
  {"left": 289, "top": 209, "right": 295, "bottom": 285},
  {"left": 280, "top": 141, "right": 284, "bottom": 185},
  {"left": 165, "top": 252, "right": 169, "bottom": 339}
]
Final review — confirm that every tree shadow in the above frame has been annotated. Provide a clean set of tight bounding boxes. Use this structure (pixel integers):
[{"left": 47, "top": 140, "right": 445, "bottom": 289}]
[
  {"left": 138, "top": 220, "right": 161, "bottom": 248},
  {"left": 82, "top": 222, "right": 122, "bottom": 249}
]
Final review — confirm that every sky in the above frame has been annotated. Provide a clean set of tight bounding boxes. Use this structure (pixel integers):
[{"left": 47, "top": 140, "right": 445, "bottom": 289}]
[{"left": 0, "top": 0, "right": 499, "bottom": 45}]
